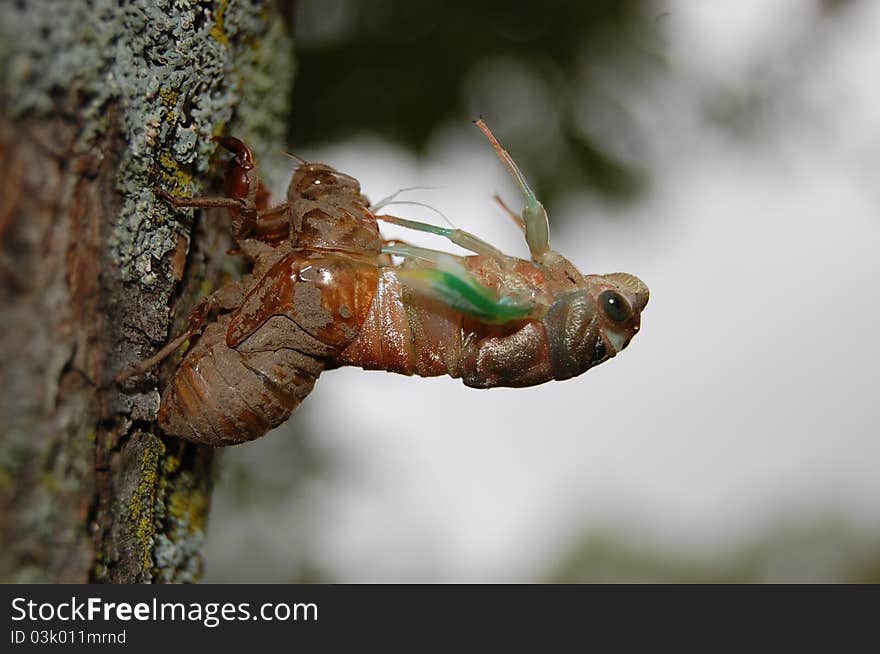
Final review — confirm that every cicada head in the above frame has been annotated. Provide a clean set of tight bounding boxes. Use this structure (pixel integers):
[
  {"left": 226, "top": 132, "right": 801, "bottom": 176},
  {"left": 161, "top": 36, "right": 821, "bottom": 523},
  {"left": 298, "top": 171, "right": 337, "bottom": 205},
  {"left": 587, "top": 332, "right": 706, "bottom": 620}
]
[
  {"left": 543, "top": 272, "right": 649, "bottom": 380},
  {"left": 290, "top": 163, "right": 363, "bottom": 201}
]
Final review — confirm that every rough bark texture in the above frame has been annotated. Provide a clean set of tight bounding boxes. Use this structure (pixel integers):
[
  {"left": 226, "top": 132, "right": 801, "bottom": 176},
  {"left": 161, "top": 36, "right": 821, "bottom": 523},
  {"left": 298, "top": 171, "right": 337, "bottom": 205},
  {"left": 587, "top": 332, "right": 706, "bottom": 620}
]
[{"left": 0, "top": 0, "right": 294, "bottom": 583}]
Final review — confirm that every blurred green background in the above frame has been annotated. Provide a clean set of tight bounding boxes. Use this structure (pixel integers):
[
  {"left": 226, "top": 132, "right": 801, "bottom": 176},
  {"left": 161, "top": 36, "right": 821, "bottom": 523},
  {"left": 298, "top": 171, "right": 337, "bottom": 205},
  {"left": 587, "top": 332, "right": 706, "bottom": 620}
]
[{"left": 289, "top": 0, "right": 655, "bottom": 204}]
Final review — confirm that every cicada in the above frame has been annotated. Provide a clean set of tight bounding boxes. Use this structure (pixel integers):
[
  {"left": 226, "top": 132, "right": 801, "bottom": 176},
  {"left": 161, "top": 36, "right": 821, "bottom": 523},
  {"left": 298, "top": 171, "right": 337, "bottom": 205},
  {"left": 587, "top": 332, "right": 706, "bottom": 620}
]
[{"left": 120, "top": 121, "right": 649, "bottom": 446}]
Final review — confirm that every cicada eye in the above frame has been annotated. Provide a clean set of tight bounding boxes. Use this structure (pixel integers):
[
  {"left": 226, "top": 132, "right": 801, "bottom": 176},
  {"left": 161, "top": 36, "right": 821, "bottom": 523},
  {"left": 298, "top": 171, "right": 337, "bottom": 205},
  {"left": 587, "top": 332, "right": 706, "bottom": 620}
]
[
  {"left": 310, "top": 171, "right": 337, "bottom": 187},
  {"left": 294, "top": 165, "right": 362, "bottom": 199},
  {"left": 599, "top": 290, "right": 632, "bottom": 323}
]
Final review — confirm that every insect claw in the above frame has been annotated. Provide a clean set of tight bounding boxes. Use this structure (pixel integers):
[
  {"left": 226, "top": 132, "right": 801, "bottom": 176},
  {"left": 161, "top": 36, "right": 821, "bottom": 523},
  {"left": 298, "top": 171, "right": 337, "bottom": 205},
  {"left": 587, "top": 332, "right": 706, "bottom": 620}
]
[
  {"left": 212, "top": 136, "right": 256, "bottom": 168},
  {"left": 153, "top": 187, "right": 174, "bottom": 202}
]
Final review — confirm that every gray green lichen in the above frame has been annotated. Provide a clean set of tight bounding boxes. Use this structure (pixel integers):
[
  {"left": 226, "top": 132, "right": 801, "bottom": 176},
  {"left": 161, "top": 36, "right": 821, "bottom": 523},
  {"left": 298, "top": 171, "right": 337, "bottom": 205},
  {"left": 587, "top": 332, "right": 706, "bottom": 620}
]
[
  {"left": 152, "top": 442, "right": 211, "bottom": 583},
  {"left": 0, "top": 0, "right": 293, "bottom": 288},
  {"left": 128, "top": 436, "right": 164, "bottom": 572},
  {"left": 126, "top": 435, "right": 211, "bottom": 582}
]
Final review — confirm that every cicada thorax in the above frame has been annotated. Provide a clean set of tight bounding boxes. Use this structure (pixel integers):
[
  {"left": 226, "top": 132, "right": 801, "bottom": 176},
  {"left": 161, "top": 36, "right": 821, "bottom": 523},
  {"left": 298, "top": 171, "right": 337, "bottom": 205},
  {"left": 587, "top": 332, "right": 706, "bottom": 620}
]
[
  {"left": 287, "top": 163, "right": 383, "bottom": 257},
  {"left": 157, "top": 162, "right": 384, "bottom": 446}
]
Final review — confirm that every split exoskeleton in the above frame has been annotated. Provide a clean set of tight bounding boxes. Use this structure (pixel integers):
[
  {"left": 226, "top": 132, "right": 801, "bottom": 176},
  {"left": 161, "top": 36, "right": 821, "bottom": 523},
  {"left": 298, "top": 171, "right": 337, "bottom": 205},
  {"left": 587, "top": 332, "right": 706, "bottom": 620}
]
[{"left": 120, "top": 120, "right": 649, "bottom": 446}]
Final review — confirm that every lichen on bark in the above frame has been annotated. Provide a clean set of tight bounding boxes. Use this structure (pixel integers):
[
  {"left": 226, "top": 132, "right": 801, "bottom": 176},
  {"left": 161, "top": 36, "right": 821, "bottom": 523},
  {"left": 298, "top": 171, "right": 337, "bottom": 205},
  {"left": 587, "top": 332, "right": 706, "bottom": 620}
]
[
  {"left": 0, "top": 0, "right": 294, "bottom": 582},
  {"left": 3, "top": 0, "right": 293, "bottom": 287}
]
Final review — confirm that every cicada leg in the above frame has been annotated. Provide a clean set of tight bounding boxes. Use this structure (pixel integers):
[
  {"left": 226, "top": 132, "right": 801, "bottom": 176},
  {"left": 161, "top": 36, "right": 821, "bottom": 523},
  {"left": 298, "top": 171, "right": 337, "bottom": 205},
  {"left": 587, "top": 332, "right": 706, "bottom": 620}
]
[
  {"left": 153, "top": 187, "right": 247, "bottom": 213},
  {"left": 154, "top": 137, "right": 291, "bottom": 244},
  {"left": 376, "top": 213, "right": 508, "bottom": 261},
  {"left": 115, "top": 282, "right": 247, "bottom": 383},
  {"left": 493, "top": 193, "right": 526, "bottom": 234},
  {"left": 474, "top": 119, "right": 550, "bottom": 263},
  {"left": 381, "top": 241, "right": 465, "bottom": 265}
]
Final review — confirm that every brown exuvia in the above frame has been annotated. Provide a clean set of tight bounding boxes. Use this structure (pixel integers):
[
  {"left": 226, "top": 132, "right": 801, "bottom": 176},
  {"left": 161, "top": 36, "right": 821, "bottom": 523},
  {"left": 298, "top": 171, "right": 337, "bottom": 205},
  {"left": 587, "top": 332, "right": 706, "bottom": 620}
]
[{"left": 119, "top": 121, "right": 649, "bottom": 446}]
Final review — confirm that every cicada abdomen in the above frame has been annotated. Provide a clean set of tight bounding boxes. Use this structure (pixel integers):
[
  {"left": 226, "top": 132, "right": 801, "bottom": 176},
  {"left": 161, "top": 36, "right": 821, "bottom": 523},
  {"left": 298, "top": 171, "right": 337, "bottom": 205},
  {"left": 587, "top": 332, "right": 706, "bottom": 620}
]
[{"left": 155, "top": 314, "right": 324, "bottom": 445}]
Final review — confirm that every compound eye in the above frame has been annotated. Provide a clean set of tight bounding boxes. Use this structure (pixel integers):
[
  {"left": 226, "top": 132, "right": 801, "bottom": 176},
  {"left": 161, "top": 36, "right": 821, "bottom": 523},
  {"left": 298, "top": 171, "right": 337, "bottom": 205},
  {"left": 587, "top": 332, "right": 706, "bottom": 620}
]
[
  {"left": 310, "top": 171, "right": 337, "bottom": 187},
  {"left": 599, "top": 290, "right": 632, "bottom": 323},
  {"left": 295, "top": 167, "right": 346, "bottom": 198}
]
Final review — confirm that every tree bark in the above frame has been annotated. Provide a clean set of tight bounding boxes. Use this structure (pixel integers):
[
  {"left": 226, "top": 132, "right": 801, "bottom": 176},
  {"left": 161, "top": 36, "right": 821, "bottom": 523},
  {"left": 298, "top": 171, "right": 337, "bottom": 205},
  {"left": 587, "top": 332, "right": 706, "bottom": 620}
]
[{"left": 0, "top": 0, "right": 294, "bottom": 583}]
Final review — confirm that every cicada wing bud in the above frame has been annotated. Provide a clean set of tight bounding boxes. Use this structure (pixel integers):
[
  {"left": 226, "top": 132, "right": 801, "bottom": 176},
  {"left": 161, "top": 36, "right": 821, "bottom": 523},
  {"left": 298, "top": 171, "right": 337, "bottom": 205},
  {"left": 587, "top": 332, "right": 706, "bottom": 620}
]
[{"left": 396, "top": 255, "right": 535, "bottom": 324}]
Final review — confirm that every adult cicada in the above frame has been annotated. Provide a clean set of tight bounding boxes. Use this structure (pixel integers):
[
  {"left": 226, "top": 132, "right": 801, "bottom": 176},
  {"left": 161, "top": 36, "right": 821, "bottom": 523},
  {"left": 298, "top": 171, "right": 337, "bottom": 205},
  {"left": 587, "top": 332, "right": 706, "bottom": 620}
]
[{"left": 120, "top": 120, "right": 649, "bottom": 446}]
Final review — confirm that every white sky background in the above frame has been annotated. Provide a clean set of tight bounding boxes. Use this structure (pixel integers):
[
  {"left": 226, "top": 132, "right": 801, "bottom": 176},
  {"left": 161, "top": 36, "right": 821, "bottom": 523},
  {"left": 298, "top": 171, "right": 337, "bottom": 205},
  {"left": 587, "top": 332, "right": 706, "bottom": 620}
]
[{"left": 204, "top": 2, "right": 880, "bottom": 581}]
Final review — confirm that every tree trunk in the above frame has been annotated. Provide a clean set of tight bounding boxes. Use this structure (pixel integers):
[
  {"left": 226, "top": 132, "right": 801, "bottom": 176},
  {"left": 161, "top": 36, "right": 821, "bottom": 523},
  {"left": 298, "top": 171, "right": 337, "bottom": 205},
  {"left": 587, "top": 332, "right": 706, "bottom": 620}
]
[{"left": 0, "top": 0, "right": 294, "bottom": 583}]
